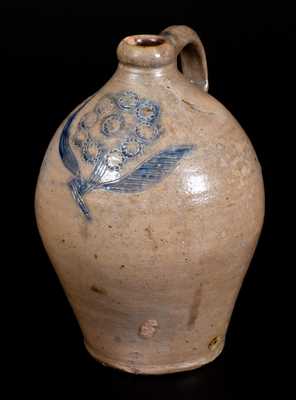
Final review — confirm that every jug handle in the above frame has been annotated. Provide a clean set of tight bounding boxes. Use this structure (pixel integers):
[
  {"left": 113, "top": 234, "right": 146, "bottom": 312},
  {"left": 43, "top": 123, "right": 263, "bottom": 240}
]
[{"left": 160, "top": 25, "right": 208, "bottom": 92}]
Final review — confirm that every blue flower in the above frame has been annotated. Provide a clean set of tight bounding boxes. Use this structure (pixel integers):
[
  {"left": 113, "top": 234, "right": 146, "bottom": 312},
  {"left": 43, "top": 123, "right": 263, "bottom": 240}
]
[
  {"left": 136, "top": 100, "right": 160, "bottom": 124},
  {"left": 82, "top": 139, "right": 104, "bottom": 164},
  {"left": 116, "top": 91, "right": 139, "bottom": 111},
  {"left": 106, "top": 149, "right": 125, "bottom": 171},
  {"left": 79, "top": 112, "right": 98, "bottom": 130},
  {"left": 135, "top": 123, "right": 161, "bottom": 144},
  {"left": 73, "top": 128, "right": 89, "bottom": 148},
  {"left": 101, "top": 113, "right": 125, "bottom": 137},
  {"left": 121, "top": 137, "right": 143, "bottom": 158},
  {"left": 95, "top": 96, "right": 117, "bottom": 117}
]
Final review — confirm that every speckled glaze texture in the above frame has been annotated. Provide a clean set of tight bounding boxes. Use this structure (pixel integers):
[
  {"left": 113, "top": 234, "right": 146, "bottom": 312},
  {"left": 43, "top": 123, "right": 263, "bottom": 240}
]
[{"left": 35, "top": 26, "right": 265, "bottom": 374}]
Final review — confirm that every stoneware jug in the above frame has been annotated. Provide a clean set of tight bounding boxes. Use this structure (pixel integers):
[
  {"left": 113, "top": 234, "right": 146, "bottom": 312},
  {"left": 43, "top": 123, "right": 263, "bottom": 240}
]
[{"left": 35, "top": 25, "right": 265, "bottom": 374}]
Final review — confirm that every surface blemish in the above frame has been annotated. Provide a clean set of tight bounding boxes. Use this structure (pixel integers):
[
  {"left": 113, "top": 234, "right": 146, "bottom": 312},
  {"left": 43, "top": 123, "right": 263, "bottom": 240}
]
[
  {"left": 138, "top": 319, "right": 159, "bottom": 338},
  {"left": 91, "top": 285, "right": 108, "bottom": 295}
]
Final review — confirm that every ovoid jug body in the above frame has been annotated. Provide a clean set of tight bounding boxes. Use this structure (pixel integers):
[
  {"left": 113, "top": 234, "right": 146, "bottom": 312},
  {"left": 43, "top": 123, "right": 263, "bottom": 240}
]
[{"left": 35, "top": 26, "right": 265, "bottom": 374}]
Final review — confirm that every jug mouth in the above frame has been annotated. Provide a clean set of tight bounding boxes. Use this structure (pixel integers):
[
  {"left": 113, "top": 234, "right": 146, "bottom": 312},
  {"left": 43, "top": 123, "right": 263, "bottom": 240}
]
[
  {"left": 124, "top": 35, "right": 165, "bottom": 47},
  {"left": 117, "top": 34, "right": 176, "bottom": 68}
]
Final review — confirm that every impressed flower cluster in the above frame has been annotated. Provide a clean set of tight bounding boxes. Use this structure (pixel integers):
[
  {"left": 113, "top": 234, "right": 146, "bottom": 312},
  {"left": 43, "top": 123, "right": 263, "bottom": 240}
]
[{"left": 71, "top": 90, "right": 163, "bottom": 172}]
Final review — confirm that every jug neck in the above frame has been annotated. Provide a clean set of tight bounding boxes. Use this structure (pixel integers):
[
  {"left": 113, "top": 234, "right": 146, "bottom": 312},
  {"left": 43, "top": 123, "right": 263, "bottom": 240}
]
[{"left": 114, "top": 61, "right": 180, "bottom": 82}]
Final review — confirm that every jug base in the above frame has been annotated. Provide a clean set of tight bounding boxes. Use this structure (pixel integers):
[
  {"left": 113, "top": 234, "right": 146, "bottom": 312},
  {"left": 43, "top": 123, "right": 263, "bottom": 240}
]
[{"left": 84, "top": 339, "right": 224, "bottom": 375}]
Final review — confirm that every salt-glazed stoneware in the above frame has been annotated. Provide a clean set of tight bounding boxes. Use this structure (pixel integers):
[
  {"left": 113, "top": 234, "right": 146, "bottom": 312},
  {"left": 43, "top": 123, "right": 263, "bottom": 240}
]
[{"left": 35, "top": 25, "right": 265, "bottom": 374}]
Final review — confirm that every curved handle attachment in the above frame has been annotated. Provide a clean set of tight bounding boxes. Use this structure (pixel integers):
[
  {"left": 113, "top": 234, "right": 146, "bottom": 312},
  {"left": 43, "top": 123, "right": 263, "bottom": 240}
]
[{"left": 160, "top": 25, "right": 208, "bottom": 92}]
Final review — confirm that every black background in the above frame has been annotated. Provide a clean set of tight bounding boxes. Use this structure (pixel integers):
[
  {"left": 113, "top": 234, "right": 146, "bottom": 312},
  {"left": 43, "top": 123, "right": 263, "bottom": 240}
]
[{"left": 1, "top": 1, "right": 295, "bottom": 398}]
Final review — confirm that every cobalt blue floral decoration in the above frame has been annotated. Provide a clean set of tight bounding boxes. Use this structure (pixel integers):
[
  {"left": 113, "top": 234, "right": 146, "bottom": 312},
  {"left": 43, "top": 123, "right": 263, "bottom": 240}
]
[{"left": 59, "top": 90, "right": 195, "bottom": 220}]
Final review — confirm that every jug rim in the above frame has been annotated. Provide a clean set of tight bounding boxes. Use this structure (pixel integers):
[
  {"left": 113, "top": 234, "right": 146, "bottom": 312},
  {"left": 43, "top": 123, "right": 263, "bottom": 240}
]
[{"left": 117, "top": 34, "right": 176, "bottom": 68}]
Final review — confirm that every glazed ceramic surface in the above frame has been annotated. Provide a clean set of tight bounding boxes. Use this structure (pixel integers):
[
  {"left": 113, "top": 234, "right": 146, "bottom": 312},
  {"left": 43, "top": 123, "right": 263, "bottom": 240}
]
[{"left": 35, "top": 26, "right": 265, "bottom": 374}]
